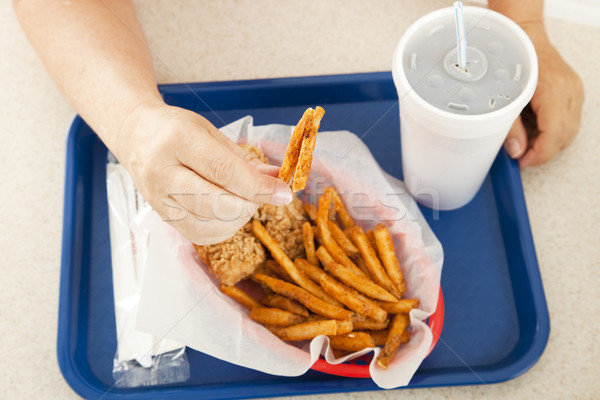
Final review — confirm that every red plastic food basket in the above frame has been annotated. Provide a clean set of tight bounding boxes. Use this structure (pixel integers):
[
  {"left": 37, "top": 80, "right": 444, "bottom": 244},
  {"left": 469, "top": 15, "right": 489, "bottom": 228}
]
[{"left": 311, "top": 287, "right": 445, "bottom": 378}]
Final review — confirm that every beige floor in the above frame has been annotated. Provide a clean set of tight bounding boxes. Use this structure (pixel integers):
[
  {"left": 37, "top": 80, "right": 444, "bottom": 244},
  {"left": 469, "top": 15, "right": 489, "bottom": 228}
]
[{"left": 1, "top": 1, "right": 598, "bottom": 399}]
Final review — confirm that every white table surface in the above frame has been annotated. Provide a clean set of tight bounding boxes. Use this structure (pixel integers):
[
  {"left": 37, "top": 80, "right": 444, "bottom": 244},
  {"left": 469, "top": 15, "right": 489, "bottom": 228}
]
[{"left": 1, "top": 1, "right": 598, "bottom": 399}]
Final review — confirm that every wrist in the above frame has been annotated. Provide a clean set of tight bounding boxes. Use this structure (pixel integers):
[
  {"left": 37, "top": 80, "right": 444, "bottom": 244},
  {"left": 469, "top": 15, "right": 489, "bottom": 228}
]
[
  {"left": 518, "top": 20, "right": 551, "bottom": 48},
  {"left": 112, "top": 97, "right": 168, "bottom": 163}
]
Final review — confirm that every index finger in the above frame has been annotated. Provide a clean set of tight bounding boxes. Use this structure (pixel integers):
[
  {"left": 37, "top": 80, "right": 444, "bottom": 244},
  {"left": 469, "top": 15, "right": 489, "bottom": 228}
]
[{"left": 178, "top": 134, "right": 292, "bottom": 205}]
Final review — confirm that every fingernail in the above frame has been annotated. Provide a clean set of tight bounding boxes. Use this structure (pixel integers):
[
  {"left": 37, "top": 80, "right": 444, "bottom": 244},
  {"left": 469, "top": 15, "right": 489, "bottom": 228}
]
[
  {"left": 506, "top": 138, "right": 523, "bottom": 158},
  {"left": 270, "top": 186, "right": 293, "bottom": 206}
]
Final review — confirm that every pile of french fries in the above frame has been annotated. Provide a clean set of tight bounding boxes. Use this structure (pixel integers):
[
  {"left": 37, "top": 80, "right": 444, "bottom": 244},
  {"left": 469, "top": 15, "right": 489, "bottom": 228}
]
[{"left": 220, "top": 186, "right": 419, "bottom": 369}]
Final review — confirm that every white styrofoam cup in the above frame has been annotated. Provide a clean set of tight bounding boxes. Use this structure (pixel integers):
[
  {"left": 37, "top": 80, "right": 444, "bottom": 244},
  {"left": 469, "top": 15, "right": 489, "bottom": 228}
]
[{"left": 393, "top": 6, "right": 538, "bottom": 210}]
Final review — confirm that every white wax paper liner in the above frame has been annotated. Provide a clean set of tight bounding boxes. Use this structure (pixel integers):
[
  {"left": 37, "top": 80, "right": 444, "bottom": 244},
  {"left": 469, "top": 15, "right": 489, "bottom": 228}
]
[{"left": 135, "top": 116, "right": 444, "bottom": 388}]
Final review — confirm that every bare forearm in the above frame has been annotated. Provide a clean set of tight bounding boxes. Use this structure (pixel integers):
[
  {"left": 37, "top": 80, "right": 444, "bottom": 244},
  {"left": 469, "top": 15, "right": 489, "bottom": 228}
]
[{"left": 13, "top": 0, "right": 162, "bottom": 157}]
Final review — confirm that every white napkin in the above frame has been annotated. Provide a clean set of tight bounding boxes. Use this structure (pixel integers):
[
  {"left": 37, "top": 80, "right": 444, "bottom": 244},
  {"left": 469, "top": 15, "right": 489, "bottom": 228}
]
[{"left": 135, "top": 116, "right": 444, "bottom": 388}]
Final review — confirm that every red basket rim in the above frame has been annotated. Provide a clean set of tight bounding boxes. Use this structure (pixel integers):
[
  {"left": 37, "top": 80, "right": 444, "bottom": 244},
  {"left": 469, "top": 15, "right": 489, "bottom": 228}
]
[{"left": 310, "top": 286, "right": 445, "bottom": 378}]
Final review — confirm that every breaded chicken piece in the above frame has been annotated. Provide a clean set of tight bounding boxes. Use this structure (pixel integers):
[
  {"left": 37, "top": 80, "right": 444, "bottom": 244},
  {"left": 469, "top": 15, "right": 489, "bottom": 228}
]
[
  {"left": 195, "top": 144, "right": 305, "bottom": 285},
  {"left": 195, "top": 221, "right": 266, "bottom": 286},
  {"left": 254, "top": 196, "right": 306, "bottom": 261}
]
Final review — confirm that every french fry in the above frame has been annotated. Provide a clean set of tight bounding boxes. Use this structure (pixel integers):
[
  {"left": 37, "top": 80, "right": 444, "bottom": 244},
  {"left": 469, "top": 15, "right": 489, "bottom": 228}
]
[
  {"left": 296, "top": 257, "right": 386, "bottom": 322},
  {"left": 220, "top": 284, "right": 261, "bottom": 310},
  {"left": 353, "top": 257, "right": 374, "bottom": 279},
  {"left": 316, "top": 246, "right": 368, "bottom": 285},
  {"left": 317, "top": 236, "right": 365, "bottom": 277},
  {"left": 366, "top": 329, "right": 390, "bottom": 347},
  {"left": 250, "top": 307, "right": 305, "bottom": 327},
  {"left": 323, "top": 258, "right": 398, "bottom": 302},
  {"left": 302, "top": 222, "right": 319, "bottom": 266},
  {"left": 253, "top": 273, "right": 353, "bottom": 320},
  {"left": 305, "top": 314, "right": 325, "bottom": 322},
  {"left": 373, "top": 223, "right": 406, "bottom": 296},
  {"left": 265, "top": 259, "right": 294, "bottom": 283},
  {"left": 376, "top": 313, "right": 410, "bottom": 369},
  {"left": 328, "top": 220, "right": 360, "bottom": 259},
  {"left": 343, "top": 228, "right": 353, "bottom": 242},
  {"left": 329, "top": 332, "right": 375, "bottom": 351},
  {"left": 321, "top": 276, "right": 387, "bottom": 322},
  {"left": 349, "top": 225, "right": 400, "bottom": 298},
  {"left": 252, "top": 220, "right": 341, "bottom": 306},
  {"left": 261, "top": 294, "right": 310, "bottom": 317},
  {"left": 369, "top": 329, "right": 408, "bottom": 347},
  {"left": 328, "top": 224, "right": 372, "bottom": 277},
  {"left": 351, "top": 316, "right": 390, "bottom": 331},
  {"left": 292, "top": 106, "right": 324, "bottom": 192},
  {"left": 325, "top": 187, "right": 355, "bottom": 229},
  {"left": 365, "top": 230, "right": 378, "bottom": 259},
  {"left": 303, "top": 203, "right": 318, "bottom": 223},
  {"left": 373, "top": 329, "right": 409, "bottom": 347},
  {"left": 335, "top": 319, "right": 354, "bottom": 335},
  {"left": 376, "top": 298, "right": 420, "bottom": 314},
  {"left": 295, "top": 258, "right": 328, "bottom": 282},
  {"left": 317, "top": 191, "right": 367, "bottom": 277},
  {"left": 278, "top": 108, "right": 312, "bottom": 184},
  {"left": 274, "top": 319, "right": 339, "bottom": 341},
  {"left": 265, "top": 325, "right": 285, "bottom": 337}
]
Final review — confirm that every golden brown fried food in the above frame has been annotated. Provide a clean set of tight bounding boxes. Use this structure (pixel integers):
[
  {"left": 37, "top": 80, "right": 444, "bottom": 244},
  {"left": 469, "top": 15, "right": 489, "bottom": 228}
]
[
  {"left": 325, "top": 187, "right": 355, "bottom": 229},
  {"left": 302, "top": 222, "right": 318, "bottom": 266},
  {"left": 220, "top": 284, "right": 261, "bottom": 310},
  {"left": 373, "top": 223, "right": 407, "bottom": 297},
  {"left": 253, "top": 273, "right": 353, "bottom": 320},
  {"left": 278, "top": 108, "right": 313, "bottom": 185},
  {"left": 292, "top": 106, "right": 324, "bottom": 192},
  {"left": 254, "top": 196, "right": 306, "bottom": 261},
  {"left": 278, "top": 107, "right": 324, "bottom": 192},
  {"left": 194, "top": 221, "right": 266, "bottom": 286},
  {"left": 250, "top": 307, "right": 305, "bottom": 327},
  {"left": 376, "top": 313, "right": 411, "bottom": 369},
  {"left": 261, "top": 294, "right": 310, "bottom": 317},
  {"left": 376, "top": 299, "right": 420, "bottom": 314},
  {"left": 252, "top": 221, "right": 341, "bottom": 306},
  {"left": 349, "top": 225, "right": 400, "bottom": 298},
  {"left": 269, "top": 319, "right": 339, "bottom": 341},
  {"left": 329, "top": 332, "right": 375, "bottom": 352}
]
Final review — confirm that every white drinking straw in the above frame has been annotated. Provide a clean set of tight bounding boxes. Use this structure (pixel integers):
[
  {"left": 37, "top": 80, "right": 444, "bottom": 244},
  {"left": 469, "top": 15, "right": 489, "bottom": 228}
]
[{"left": 453, "top": 1, "right": 467, "bottom": 70}]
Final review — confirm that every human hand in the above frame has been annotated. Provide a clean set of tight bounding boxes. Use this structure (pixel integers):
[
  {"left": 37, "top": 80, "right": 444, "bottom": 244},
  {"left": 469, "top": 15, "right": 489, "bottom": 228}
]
[
  {"left": 504, "top": 23, "right": 584, "bottom": 168},
  {"left": 115, "top": 102, "right": 293, "bottom": 245}
]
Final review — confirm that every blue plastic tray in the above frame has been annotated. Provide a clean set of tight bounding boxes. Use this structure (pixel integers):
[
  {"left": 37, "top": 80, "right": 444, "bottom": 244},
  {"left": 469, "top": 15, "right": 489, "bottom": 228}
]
[{"left": 58, "top": 72, "right": 549, "bottom": 399}]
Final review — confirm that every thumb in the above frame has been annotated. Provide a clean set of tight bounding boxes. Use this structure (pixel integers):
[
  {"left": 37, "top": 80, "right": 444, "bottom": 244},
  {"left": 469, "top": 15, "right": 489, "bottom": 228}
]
[{"left": 504, "top": 116, "right": 528, "bottom": 159}]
